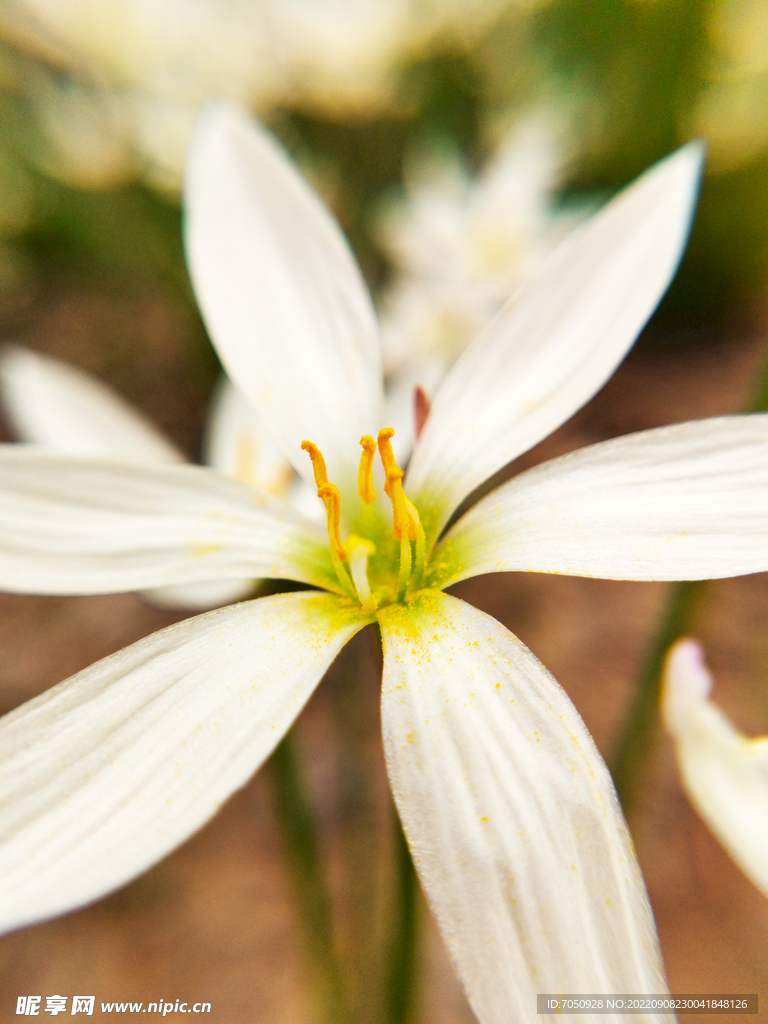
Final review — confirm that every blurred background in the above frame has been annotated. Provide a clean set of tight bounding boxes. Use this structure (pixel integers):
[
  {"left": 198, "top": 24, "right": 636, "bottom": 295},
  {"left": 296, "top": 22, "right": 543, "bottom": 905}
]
[{"left": 0, "top": 0, "right": 767, "bottom": 1021}]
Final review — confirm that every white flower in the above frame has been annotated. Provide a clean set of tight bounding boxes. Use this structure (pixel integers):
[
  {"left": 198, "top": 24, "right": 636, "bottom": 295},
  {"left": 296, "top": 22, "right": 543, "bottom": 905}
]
[
  {"left": 378, "top": 118, "right": 567, "bottom": 374},
  {"left": 0, "top": 0, "right": 282, "bottom": 191},
  {"left": 0, "top": 345, "right": 298, "bottom": 608},
  {"left": 662, "top": 639, "right": 768, "bottom": 899},
  {"left": 0, "top": 104, "right": 765, "bottom": 1022},
  {"left": 0, "top": 0, "right": 515, "bottom": 190}
]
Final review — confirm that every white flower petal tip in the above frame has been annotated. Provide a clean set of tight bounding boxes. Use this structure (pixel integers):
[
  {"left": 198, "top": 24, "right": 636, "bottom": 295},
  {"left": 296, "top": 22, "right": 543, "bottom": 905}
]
[
  {"left": 661, "top": 638, "right": 713, "bottom": 736},
  {"left": 661, "top": 641, "right": 768, "bottom": 900},
  {"left": 0, "top": 344, "right": 184, "bottom": 464},
  {"left": 406, "top": 143, "right": 704, "bottom": 540},
  {"left": 184, "top": 102, "right": 382, "bottom": 491},
  {"left": 0, "top": 591, "right": 371, "bottom": 935},
  {"left": 380, "top": 591, "right": 669, "bottom": 1021}
]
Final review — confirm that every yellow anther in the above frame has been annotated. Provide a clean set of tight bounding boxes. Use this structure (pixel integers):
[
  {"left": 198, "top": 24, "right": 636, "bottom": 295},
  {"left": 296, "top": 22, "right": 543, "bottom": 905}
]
[
  {"left": 318, "top": 483, "right": 347, "bottom": 562},
  {"left": 302, "top": 440, "right": 347, "bottom": 562},
  {"left": 358, "top": 435, "right": 376, "bottom": 505},
  {"left": 377, "top": 428, "right": 419, "bottom": 541},
  {"left": 301, "top": 440, "right": 330, "bottom": 490}
]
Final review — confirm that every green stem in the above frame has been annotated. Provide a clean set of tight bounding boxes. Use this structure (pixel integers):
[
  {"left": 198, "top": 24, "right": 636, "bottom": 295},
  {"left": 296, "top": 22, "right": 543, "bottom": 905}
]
[
  {"left": 384, "top": 813, "right": 420, "bottom": 1024},
  {"left": 271, "top": 733, "right": 350, "bottom": 1024},
  {"left": 610, "top": 579, "right": 704, "bottom": 813}
]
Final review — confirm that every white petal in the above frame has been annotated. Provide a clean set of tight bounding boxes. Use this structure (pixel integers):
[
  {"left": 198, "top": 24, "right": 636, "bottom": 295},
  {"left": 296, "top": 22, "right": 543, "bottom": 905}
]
[
  {"left": 0, "top": 349, "right": 269, "bottom": 610},
  {"left": 433, "top": 415, "right": 768, "bottom": 588},
  {"left": 0, "top": 591, "right": 369, "bottom": 933},
  {"left": 0, "top": 446, "right": 338, "bottom": 594},
  {"left": 379, "top": 591, "right": 668, "bottom": 1024},
  {"left": 406, "top": 145, "right": 703, "bottom": 543},
  {"left": 0, "top": 350, "right": 255, "bottom": 610},
  {"left": 0, "top": 345, "right": 184, "bottom": 463},
  {"left": 184, "top": 103, "right": 383, "bottom": 491},
  {"left": 662, "top": 640, "right": 768, "bottom": 899},
  {"left": 201, "top": 374, "right": 295, "bottom": 496}
]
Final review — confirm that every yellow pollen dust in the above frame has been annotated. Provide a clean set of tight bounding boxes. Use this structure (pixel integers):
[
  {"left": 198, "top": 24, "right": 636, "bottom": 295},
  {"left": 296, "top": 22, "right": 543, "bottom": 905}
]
[
  {"left": 377, "top": 428, "right": 419, "bottom": 541},
  {"left": 300, "top": 440, "right": 347, "bottom": 561}
]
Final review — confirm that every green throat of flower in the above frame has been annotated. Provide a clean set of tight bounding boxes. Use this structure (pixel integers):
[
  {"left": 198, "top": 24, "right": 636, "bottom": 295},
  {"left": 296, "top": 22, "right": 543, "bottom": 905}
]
[{"left": 301, "top": 429, "right": 427, "bottom": 613}]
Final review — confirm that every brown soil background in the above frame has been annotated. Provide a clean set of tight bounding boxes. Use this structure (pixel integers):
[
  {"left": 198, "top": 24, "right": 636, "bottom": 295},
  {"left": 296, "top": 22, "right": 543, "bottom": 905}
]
[{"left": 0, "top": 278, "right": 767, "bottom": 1023}]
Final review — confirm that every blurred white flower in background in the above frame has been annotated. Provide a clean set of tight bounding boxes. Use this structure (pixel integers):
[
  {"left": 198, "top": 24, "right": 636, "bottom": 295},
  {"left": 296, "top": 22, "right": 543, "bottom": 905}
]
[
  {"left": 23, "top": 75, "right": 136, "bottom": 190},
  {"left": 0, "top": 344, "right": 302, "bottom": 607},
  {"left": 377, "top": 115, "right": 582, "bottom": 460},
  {"left": 662, "top": 638, "right": 768, "bottom": 899},
  {"left": 0, "top": 0, "right": 521, "bottom": 191},
  {"left": 0, "top": 0, "right": 285, "bottom": 190}
]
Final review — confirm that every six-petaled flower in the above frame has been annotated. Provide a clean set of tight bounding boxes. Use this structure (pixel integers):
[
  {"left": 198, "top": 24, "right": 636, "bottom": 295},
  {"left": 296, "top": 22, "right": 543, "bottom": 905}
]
[{"left": 2, "top": 104, "right": 768, "bottom": 1024}]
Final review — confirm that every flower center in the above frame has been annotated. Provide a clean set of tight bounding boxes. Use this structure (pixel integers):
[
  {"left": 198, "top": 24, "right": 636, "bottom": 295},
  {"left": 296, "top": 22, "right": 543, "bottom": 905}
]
[{"left": 301, "top": 429, "right": 426, "bottom": 611}]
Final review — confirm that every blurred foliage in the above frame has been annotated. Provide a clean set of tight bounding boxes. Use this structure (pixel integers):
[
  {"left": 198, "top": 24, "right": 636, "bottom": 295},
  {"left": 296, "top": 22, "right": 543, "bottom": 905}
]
[{"left": 531, "top": 0, "right": 768, "bottom": 330}]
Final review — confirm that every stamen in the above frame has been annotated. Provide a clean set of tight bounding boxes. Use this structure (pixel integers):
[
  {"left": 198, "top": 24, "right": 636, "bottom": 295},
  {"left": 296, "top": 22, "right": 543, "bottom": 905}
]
[
  {"left": 347, "top": 534, "right": 377, "bottom": 612},
  {"left": 301, "top": 433, "right": 425, "bottom": 606},
  {"left": 377, "top": 428, "right": 420, "bottom": 541},
  {"left": 358, "top": 435, "right": 376, "bottom": 505},
  {"left": 301, "top": 440, "right": 347, "bottom": 562},
  {"left": 317, "top": 483, "right": 347, "bottom": 562}
]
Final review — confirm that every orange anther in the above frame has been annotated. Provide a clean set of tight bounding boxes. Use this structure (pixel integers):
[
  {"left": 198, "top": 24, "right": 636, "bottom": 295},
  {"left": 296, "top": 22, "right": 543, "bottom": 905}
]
[{"left": 358, "top": 435, "right": 376, "bottom": 505}]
